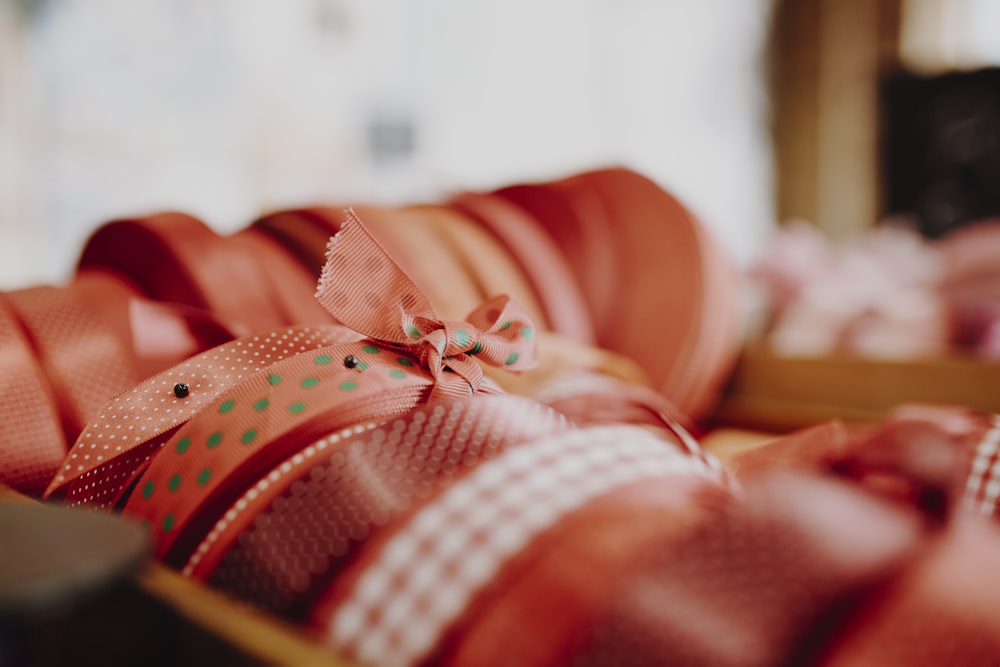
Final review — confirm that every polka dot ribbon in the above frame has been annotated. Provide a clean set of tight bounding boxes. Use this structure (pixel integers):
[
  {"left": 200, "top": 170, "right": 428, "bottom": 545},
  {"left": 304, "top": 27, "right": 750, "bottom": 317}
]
[
  {"left": 189, "top": 395, "right": 571, "bottom": 606},
  {"left": 314, "top": 210, "right": 539, "bottom": 399},
  {"left": 0, "top": 295, "right": 66, "bottom": 496},
  {"left": 126, "top": 337, "right": 443, "bottom": 563},
  {"left": 44, "top": 326, "right": 361, "bottom": 506},
  {"left": 317, "top": 424, "right": 719, "bottom": 667}
]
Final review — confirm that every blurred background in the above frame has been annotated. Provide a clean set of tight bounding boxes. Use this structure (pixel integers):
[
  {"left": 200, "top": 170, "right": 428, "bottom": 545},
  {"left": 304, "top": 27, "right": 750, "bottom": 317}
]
[
  {"left": 3, "top": 0, "right": 1000, "bottom": 290},
  {"left": 0, "top": 0, "right": 775, "bottom": 289}
]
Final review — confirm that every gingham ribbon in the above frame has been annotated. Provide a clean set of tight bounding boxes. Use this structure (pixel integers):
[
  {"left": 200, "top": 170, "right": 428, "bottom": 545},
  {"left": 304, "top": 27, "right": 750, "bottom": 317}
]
[
  {"left": 325, "top": 424, "right": 715, "bottom": 667},
  {"left": 315, "top": 210, "right": 538, "bottom": 398},
  {"left": 963, "top": 415, "right": 1000, "bottom": 516}
]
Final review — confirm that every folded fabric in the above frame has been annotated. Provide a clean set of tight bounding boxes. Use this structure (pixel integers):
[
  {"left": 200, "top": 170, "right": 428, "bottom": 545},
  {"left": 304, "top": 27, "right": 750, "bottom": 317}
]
[{"left": 47, "top": 210, "right": 725, "bottom": 666}]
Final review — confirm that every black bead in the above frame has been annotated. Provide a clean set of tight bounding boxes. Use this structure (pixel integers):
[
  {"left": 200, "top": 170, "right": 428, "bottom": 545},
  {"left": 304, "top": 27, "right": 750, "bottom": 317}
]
[
  {"left": 173, "top": 383, "right": 190, "bottom": 398},
  {"left": 344, "top": 355, "right": 359, "bottom": 369}
]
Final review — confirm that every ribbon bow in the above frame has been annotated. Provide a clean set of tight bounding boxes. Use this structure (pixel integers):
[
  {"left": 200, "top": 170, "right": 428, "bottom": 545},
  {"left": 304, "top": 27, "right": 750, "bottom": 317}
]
[{"left": 315, "top": 210, "right": 538, "bottom": 397}]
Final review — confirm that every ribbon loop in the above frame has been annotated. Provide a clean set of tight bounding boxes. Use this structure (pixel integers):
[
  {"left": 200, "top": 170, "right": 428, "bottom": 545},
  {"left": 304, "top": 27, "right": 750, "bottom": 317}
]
[{"left": 315, "top": 210, "right": 538, "bottom": 398}]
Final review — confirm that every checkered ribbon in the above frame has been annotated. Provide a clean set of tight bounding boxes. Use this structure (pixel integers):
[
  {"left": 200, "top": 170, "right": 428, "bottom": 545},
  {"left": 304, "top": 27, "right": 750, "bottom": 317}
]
[
  {"left": 526, "top": 369, "right": 732, "bottom": 489},
  {"left": 315, "top": 210, "right": 539, "bottom": 399},
  {"left": 963, "top": 416, "right": 1000, "bottom": 516},
  {"left": 324, "top": 424, "right": 716, "bottom": 667},
  {"left": 190, "top": 395, "right": 570, "bottom": 615}
]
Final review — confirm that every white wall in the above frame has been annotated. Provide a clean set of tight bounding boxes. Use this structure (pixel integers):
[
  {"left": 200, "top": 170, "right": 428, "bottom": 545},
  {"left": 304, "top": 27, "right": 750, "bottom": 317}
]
[
  {"left": 0, "top": 0, "right": 775, "bottom": 289},
  {"left": 900, "top": 0, "right": 1000, "bottom": 72}
]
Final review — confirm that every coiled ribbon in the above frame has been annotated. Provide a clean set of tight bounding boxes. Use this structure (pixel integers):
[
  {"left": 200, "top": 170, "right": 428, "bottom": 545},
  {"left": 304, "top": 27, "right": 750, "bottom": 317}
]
[{"left": 314, "top": 210, "right": 538, "bottom": 398}]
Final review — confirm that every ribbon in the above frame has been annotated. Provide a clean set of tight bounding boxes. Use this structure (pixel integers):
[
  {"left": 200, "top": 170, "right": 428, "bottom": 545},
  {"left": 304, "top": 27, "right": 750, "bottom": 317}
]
[
  {"left": 190, "top": 394, "right": 570, "bottom": 597},
  {"left": 44, "top": 324, "right": 361, "bottom": 504},
  {"left": 0, "top": 295, "right": 67, "bottom": 496},
  {"left": 448, "top": 191, "right": 597, "bottom": 345},
  {"left": 314, "top": 210, "right": 538, "bottom": 398}
]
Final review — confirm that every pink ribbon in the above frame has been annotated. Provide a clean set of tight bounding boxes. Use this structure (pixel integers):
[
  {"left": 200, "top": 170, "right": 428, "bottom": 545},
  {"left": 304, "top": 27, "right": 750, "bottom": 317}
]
[{"left": 315, "top": 209, "right": 538, "bottom": 397}]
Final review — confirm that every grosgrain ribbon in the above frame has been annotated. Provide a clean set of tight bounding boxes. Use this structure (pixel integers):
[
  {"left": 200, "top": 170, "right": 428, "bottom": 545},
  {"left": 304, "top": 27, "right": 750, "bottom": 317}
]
[
  {"left": 44, "top": 325, "right": 361, "bottom": 504},
  {"left": 320, "top": 424, "right": 719, "bottom": 667},
  {"left": 118, "top": 211, "right": 540, "bottom": 563},
  {"left": 314, "top": 210, "right": 538, "bottom": 399},
  {"left": 193, "top": 395, "right": 570, "bottom": 610},
  {"left": 0, "top": 295, "right": 67, "bottom": 496}
]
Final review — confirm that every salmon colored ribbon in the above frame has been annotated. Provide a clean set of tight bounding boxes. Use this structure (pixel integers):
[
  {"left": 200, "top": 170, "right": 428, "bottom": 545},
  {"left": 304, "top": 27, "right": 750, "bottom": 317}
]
[
  {"left": 43, "top": 324, "right": 361, "bottom": 504},
  {"left": 315, "top": 209, "right": 539, "bottom": 398}
]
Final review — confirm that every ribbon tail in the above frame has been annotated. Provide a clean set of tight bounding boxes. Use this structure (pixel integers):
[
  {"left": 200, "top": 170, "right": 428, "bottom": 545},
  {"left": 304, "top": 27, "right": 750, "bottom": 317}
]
[
  {"left": 465, "top": 296, "right": 540, "bottom": 372},
  {"left": 315, "top": 209, "right": 439, "bottom": 343},
  {"left": 429, "top": 358, "right": 484, "bottom": 399}
]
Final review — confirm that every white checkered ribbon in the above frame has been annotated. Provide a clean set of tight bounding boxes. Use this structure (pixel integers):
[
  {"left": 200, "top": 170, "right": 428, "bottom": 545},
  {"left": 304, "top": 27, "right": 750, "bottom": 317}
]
[
  {"left": 527, "top": 369, "right": 732, "bottom": 490},
  {"left": 963, "top": 415, "right": 1000, "bottom": 516},
  {"left": 325, "top": 423, "right": 717, "bottom": 667}
]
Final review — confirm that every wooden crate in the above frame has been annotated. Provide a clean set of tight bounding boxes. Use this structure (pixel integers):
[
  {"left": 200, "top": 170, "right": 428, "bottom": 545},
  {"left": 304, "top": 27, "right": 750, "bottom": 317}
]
[{"left": 715, "top": 345, "right": 1000, "bottom": 432}]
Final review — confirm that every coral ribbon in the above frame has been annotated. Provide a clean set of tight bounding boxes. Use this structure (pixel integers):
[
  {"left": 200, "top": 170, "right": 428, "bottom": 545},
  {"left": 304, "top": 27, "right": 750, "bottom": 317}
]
[{"left": 315, "top": 209, "right": 538, "bottom": 398}]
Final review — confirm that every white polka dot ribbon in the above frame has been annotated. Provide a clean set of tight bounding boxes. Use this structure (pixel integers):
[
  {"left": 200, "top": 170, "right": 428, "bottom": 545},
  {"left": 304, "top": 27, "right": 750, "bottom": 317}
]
[
  {"left": 183, "top": 395, "right": 568, "bottom": 614},
  {"left": 45, "top": 325, "right": 361, "bottom": 506}
]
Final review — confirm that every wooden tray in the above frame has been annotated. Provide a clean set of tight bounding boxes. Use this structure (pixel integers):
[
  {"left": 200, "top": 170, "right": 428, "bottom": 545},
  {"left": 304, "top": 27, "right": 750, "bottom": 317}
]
[{"left": 715, "top": 345, "right": 1000, "bottom": 432}]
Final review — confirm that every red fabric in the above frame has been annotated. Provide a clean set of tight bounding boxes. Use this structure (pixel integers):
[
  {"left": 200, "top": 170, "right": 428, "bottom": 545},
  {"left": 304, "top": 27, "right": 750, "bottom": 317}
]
[
  {"left": 729, "top": 420, "right": 854, "bottom": 477},
  {"left": 251, "top": 207, "right": 345, "bottom": 277},
  {"left": 42, "top": 205, "right": 738, "bottom": 667},
  {"left": 126, "top": 297, "right": 241, "bottom": 378},
  {"left": 418, "top": 203, "right": 552, "bottom": 332},
  {"left": 0, "top": 294, "right": 67, "bottom": 495},
  {"left": 77, "top": 212, "right": 281, "bottom": 333},
  {"left": 817, "top": 516, "right": 1000, "bottom": 667},
  {"left": 116, "top": 211, "right": 539, "bottom": 568},
  {"left": 229, "top": 228, "right": 339, "bottom": 327},
  {"left": 447, "top": 191, "right": 596, "bottom": 345},
  {"left": 28, "top": 168, "right": 1000, "bottom": 667},
  {"left": 122, "top": 335, "right": 439, "bottom": 563},
  {"left": 197, "top": 395, "right": 569, "bottom": 615},
  {"left": 346, "top": 204, "right": 493, "bottom": 323},
  {"left": 734, "top": 404, "right": 1000, "bottom": 523},
  {"left": 572, "top": 471, "right": 926, "bottom": 667},
  {"left": 45, "top": 325, "right": 360, "bottom": 506},
  {"left": 497, "top": 168, "right": 741, "bottom": 423},
  {"left": 436, "top": 475, "right": 730, "bottom": 667},
  {"left": 575, "top": 168, "right": 741, "bottom": 424},
  {"left": 526, "top": 369, "right": 731, "bottom": 488},
  {"left": 314, "top": 210, "right": 539, "bottom": 400},
  {"left": 309, "top": 423, "right": 723, "bottom": 666},
  {"left": 496, "top": 178, "right": 620, "bottom": 344},
  {"left": 5, "top": 272, "right": 140, "bottom": 444}
]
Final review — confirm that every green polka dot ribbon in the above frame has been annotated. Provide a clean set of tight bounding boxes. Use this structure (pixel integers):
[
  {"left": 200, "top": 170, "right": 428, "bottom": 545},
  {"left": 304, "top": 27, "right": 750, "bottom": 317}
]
[
  {"left": 46, "top": 323, "right": 361, "bottom": 506},
  {"left": 116, "top": 210, "right": 539, "bottom": 560},
  {"left": 122, "top": 334, "right": 437, "bottom": 561},
  {"left": 314, "top": 211, "right": 540, "bottom": 398}
]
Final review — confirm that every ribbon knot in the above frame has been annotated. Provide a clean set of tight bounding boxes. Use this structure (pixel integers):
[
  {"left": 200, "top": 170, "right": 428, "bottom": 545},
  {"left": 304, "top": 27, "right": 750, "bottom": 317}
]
[{"left": 315, "top": 210, "right": 538, "bottom": 398}]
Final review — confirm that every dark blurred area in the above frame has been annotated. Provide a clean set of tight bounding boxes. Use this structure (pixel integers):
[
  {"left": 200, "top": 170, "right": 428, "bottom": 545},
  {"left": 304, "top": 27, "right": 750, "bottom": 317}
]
[
  {"left": 882, "top": 67, "right": 1000, "bottom": 238},
  {"left": 770, "top": 0, "right": 1000, "bottom": 239},
  {"left": 748, "top": 0, "right": 1000, "bottom": 363}
]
